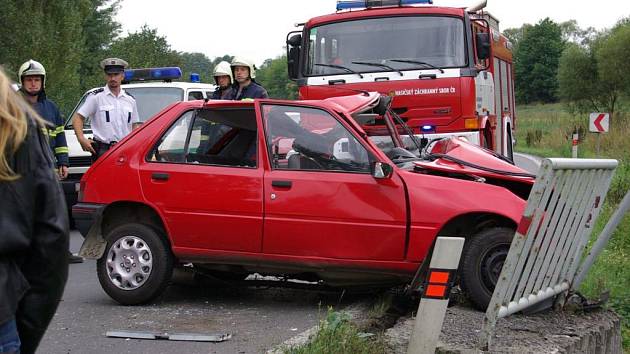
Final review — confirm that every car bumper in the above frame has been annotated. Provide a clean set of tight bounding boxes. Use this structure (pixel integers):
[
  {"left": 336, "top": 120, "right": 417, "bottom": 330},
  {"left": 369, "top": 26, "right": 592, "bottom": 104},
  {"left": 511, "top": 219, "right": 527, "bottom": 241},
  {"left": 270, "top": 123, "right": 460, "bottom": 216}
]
[{"left": 72, "top": 202, "right": 106, "bottom": 237}]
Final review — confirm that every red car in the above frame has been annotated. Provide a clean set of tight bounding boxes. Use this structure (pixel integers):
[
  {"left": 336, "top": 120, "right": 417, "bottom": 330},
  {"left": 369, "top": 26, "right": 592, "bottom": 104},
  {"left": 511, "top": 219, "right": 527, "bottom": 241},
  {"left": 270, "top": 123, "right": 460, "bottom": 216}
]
[{"left": 73, "top": 92, "right": 534, "bottom": 309}]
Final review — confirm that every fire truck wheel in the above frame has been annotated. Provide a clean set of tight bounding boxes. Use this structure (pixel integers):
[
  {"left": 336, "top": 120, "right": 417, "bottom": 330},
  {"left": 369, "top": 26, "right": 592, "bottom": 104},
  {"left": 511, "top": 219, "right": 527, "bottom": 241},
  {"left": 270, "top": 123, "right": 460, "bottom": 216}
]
[
  {"left": 97, "top": 223, "right": 173, "bottom": 305},
  {"left": 460, "top": 227, "right": 514, "bottom": 311}
]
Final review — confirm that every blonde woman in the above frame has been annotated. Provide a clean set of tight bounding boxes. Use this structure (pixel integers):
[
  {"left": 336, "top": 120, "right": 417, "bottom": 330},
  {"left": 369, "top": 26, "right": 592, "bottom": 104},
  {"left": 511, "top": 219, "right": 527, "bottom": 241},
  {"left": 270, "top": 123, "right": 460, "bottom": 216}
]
[{"left": 0, "top": 68, "right": 69, "bottom": 354}]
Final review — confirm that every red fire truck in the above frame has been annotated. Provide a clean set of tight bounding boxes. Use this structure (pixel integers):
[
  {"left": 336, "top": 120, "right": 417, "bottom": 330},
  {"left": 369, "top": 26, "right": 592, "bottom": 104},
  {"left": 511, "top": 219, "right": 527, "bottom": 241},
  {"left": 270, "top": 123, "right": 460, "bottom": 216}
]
[{"left": 286, "top": 0, "right": 516, "bottom": 160}]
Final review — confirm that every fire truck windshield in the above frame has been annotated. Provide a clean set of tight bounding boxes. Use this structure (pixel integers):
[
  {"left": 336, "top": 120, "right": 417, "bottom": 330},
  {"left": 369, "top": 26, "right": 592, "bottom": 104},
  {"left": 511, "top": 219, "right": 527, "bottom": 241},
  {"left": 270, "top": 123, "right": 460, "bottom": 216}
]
[{"left": 305, "top": 16, "right": 466, "bottom": 76}]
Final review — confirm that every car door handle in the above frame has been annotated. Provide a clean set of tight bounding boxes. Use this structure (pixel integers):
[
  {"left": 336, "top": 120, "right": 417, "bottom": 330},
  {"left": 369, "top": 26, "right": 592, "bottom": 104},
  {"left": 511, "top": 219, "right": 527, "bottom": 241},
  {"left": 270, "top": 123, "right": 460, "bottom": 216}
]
[
  {"left": 151, "top": 172, "right": 169, "bottom": 181},
  {"left": 271, "top": 180, "right": 292, "bottom": 188}
]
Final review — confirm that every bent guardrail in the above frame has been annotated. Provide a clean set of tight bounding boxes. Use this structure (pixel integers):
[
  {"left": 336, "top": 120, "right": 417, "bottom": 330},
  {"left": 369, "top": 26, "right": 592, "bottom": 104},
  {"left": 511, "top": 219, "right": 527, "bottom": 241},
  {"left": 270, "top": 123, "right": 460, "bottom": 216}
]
[{"left": 480, "top": 158, "right": 618, "bottom": 349}]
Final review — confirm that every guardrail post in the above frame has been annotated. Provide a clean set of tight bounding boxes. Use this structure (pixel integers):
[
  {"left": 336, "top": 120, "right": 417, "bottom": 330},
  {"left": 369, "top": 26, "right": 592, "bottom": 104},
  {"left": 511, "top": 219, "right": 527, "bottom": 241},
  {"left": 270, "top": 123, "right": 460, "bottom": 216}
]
[{"left": 407, "top": 237, "right": 464, "bottom": 354}]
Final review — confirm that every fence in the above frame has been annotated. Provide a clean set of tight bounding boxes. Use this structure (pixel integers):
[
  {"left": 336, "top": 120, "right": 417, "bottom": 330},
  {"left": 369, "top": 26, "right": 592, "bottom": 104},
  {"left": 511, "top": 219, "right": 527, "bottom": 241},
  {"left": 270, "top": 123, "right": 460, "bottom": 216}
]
[{"left": 480, "top": 158, "right": 618, "bottom": 349}]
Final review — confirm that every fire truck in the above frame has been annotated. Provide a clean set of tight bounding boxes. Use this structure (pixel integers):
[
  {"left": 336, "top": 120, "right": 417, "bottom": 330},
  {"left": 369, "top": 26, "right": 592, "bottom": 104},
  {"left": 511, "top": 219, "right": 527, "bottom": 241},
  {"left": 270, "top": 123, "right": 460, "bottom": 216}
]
[{"left": 286, "top": 0, "right": 516, "bottom": 160}]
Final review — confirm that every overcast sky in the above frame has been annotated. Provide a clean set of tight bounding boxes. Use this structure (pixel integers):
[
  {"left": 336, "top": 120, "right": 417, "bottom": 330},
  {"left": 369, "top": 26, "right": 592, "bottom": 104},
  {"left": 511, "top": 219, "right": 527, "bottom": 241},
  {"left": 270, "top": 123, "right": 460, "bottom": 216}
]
[{"left": 116, "top": 0, "right": 629, "bottom": 67}]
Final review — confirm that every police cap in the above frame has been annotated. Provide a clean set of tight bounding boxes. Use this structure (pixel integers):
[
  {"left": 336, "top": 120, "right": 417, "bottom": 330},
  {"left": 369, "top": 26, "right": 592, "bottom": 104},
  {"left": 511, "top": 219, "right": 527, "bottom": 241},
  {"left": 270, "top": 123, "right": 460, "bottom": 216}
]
[{"left": 100, "top": 58, "right": 128, "bottom": 74}]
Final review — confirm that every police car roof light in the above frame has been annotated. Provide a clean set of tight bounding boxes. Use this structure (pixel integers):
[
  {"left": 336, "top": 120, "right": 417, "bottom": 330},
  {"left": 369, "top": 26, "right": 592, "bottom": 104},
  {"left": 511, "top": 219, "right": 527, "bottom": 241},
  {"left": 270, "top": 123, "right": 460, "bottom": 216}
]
[
  {"left": 336, "top": 0, "right": 432, "bottom": 11},
  {"left": 124, "top": 67, "right": 182, "bottom": 82},
  {"left": 190, "top": 73, "right": 200, "bottom": 83}
]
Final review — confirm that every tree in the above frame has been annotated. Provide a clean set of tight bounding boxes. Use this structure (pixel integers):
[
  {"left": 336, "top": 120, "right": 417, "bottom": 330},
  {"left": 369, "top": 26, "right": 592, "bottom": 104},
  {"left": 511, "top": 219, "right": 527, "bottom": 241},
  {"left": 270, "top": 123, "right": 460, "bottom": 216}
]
[
  {"left": 256, "top": 55, "right": 297, "bottom": 99},
  {"left": 180, "top": 52, "right": 213, "bottom": 83},
  {"left": 108, "top": 25, "right": 182, "bottom": 70},
  {"left": 502, "top": 24, "right": 532, "bottom": 53},
  {"left": 514, "top": 18, "right": 565, "bottom": 104},
  {"left": 557, "top": 19, "right": 630, "bottom": 119},
  {"left": 557, "top": 43, "right": 601, "bottom": 114},
  {"left": 78, "top": 0, "right": 122, "bottom": 91},
  {"left": 559, "top": 20, "right": 597, "bottom": 47}
]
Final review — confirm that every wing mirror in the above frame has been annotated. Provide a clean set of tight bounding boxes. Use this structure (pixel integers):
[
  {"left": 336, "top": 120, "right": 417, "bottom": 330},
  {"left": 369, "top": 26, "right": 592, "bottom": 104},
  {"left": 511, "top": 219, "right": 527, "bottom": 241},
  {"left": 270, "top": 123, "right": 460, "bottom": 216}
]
[{"left": 372, "top": 162, "right": 393, "bottom": 179}]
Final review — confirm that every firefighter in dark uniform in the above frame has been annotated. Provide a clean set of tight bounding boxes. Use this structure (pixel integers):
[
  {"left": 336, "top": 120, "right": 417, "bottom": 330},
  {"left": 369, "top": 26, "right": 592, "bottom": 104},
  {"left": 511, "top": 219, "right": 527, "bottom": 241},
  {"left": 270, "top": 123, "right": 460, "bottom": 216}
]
[
  {"left": 72, "top": 58, "right": 140, "bottom": 161},
  {"left": 18, "top": 59, "right": 82, "bottom": 264},
  {"left": 229, "top": 57, "right": 269, "bottom": 100},
  {"left": 210, "top": 61, "right": 234, "bottom": 99}
]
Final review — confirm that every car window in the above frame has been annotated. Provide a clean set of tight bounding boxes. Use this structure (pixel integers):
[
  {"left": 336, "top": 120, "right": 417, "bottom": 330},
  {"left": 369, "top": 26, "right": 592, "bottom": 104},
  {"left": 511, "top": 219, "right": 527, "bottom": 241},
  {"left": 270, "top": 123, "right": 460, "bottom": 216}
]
[
  {"left": 149, "top": 111, "right": 194, "bottom": 163},
  {"left": 188, "top": 91, "right": 203, "bottom": 100},
  {"left": 149, "top": 108, "right": 257, "bottom": 168},
  {"left": 126, "top": 87, "right": 184, "bottom": 121},
  {"left": 263, "top": 105, "right": 371, "bottom": 173}
]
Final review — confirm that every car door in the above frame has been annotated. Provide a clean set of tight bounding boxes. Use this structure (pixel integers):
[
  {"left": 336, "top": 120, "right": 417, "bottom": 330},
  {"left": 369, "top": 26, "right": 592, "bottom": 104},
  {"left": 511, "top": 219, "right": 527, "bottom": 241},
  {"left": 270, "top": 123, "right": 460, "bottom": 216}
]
[
  {"left": 260, "top": 103, "right": 407, "bottom": 261},
  {"left": 138, "top": 106, "right": 263, "bottom": 253}
]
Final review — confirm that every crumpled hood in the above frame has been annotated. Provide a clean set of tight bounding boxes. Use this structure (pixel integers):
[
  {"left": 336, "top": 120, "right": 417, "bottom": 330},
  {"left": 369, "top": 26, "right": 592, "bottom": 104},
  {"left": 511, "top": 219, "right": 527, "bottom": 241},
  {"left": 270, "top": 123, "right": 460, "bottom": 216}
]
[{"left": 413, "top": 138, "right": 536, "bottom": 184}]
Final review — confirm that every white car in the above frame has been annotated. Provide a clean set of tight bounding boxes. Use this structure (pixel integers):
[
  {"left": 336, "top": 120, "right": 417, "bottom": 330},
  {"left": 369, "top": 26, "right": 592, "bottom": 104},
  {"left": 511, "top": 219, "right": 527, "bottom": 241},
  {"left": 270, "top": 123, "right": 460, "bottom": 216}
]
[{"left": 62, "top": 68, "right": 216, "bottom": 221}]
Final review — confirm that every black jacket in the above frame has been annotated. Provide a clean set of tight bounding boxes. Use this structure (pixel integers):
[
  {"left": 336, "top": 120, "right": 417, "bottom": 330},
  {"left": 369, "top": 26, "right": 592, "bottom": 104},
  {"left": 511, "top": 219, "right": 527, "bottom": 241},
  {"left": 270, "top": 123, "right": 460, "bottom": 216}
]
[{"left": 0, "top": 113, "right": 69, "bottom": 354}]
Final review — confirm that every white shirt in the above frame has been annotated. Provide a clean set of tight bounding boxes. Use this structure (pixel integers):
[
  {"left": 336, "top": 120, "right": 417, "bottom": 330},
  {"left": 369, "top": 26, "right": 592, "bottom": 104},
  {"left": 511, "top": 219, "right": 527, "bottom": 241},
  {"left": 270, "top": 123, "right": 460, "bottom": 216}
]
[{"left": 78, "top": 85, "right": 140, "bottom": 144}]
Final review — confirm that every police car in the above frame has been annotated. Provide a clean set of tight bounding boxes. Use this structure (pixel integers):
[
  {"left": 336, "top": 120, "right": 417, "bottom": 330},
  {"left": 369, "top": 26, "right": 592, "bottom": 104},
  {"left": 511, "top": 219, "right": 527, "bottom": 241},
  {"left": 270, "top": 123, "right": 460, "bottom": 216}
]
[{"left": 63, "top": 67, "right": 215, "bottom": 221}]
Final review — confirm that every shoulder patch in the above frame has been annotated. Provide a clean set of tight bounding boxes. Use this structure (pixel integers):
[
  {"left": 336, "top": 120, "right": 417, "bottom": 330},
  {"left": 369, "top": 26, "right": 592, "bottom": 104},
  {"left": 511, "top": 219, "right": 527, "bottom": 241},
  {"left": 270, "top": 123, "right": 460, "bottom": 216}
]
[
  {"left": 125, "top": 91, "right": 134, "bottom": 99},
  {"left": 90, "top": 88, "right": 105, "bottom": 95}
]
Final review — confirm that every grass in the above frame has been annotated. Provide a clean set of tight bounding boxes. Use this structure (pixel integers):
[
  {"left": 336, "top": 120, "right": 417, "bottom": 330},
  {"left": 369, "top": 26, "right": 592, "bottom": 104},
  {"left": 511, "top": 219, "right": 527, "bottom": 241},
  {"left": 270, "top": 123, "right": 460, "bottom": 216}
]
[
  {"left": 516, "top": 102, "right": 630, "bottom": 349},
  {"left": 283, "top": 308, "right": 387, "bottom": 354}
]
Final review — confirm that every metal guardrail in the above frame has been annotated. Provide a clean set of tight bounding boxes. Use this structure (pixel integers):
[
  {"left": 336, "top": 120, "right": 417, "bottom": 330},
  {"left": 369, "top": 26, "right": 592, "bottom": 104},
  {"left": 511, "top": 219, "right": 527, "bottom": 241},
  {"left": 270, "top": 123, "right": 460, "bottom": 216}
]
[{"left": 480, "top": 158, "right": 618, "bottom": 349}]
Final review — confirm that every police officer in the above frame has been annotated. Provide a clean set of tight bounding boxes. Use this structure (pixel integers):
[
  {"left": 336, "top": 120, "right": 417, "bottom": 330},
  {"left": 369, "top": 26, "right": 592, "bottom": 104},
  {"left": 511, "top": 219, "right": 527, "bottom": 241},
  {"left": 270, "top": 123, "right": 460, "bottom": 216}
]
[
  {"left": 211, "top": 61, "right": 234, "bottom": 99},
  {"left": 18, "top": 59, "right": 69, "bottom": 180},
  {"left": 72, "top": 58, "right": 140, "bottom": 161},
  {"left": 229, "top": 57, "right": 268, "bottom": 100}
]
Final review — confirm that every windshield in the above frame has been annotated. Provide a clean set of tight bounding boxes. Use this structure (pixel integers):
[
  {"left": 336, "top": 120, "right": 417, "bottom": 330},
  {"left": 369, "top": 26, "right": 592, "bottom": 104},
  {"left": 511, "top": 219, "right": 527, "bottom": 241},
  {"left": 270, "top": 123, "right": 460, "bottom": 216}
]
[
  {"left": 65, "top": 87, "right": 184, "bottom": 129},
  {"left": 306, "top": 16, "right": 466, "bottom": 76}
]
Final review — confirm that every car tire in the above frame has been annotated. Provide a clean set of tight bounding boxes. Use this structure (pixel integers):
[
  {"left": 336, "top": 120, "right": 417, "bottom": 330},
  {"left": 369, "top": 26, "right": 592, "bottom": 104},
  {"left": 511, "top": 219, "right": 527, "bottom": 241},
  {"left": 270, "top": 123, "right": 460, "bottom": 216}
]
[
  {"left": 97, "top": 223, "right": 173, "bottom": 305},
  {"left": 460, "top": 227, "right": 514, "bottom": 311}
]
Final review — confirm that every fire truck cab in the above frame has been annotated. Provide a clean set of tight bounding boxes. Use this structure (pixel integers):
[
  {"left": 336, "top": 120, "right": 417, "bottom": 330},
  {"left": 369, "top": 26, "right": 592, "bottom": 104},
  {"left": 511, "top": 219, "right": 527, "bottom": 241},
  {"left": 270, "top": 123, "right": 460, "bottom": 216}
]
[{"left": 286, "top": 0, "right": 516, "bottom": 160}]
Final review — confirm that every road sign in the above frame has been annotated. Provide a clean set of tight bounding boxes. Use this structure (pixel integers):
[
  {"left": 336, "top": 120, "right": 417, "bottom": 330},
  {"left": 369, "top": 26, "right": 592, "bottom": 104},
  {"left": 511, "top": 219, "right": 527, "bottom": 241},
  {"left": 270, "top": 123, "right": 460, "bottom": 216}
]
[{"left": 589, "top": 113, "right": 609, "bottom": 133}]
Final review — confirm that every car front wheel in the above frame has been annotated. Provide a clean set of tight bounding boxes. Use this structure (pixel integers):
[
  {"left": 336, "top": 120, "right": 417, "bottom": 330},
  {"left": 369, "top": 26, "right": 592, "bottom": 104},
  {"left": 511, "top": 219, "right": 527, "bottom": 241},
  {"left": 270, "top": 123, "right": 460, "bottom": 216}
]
[
  {"left": 460, "top": 227, "right": 514, "bottom": 311},
  {"left": 97, "top": 223, "right": 173, "bottom": 305}
]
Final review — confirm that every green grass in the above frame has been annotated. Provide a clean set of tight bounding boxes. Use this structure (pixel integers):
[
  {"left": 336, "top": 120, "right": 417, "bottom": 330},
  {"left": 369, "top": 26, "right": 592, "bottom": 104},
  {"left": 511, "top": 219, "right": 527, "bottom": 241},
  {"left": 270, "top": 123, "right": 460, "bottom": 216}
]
[
  {"left": 283, "top": 308, "right": 386, "bottom": 354},
  {"left": 516, "top": 102, "right": 630, "bottom": 349}
]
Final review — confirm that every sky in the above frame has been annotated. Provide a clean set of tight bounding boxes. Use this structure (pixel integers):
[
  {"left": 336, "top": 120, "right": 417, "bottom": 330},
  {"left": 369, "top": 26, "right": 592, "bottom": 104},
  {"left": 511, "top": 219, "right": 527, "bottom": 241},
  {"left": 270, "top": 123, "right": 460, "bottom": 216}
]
[{"left": 116, "top": 0, "right": 630, "bottom": 67}]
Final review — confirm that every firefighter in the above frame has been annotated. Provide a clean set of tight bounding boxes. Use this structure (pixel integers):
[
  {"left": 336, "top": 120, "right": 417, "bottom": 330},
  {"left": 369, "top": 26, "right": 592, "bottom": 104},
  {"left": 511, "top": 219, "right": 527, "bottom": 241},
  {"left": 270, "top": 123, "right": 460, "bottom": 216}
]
[
  {"left": 18, "top": 59, "right": 82, "bottom": 264},
  {"left": 229, "top": 57, "right": 269, "bottom": 100},
  {"left": 72, "top": 58, "right": 140, "bottom": 162},
  {"left": 211, "top": 61, "right": 234, "bottom": 99},
  {"left": 18, "top": 60, "right": 69, "bottom": 180}
]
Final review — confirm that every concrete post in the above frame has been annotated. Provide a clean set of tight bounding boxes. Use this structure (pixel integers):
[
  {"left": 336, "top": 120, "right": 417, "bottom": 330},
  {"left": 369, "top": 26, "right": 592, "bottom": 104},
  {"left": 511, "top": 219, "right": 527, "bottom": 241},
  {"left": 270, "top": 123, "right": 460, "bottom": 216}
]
[{"left": 407, "top": 237, "right": 465, "bottom": 354}]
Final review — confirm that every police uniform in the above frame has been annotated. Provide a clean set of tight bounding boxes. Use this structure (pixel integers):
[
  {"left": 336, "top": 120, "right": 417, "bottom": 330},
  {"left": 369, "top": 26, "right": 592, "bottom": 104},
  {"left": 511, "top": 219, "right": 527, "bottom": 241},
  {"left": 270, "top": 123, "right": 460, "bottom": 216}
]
[{"left": 77, "top": 58, "right": 139, "bottom": 158}]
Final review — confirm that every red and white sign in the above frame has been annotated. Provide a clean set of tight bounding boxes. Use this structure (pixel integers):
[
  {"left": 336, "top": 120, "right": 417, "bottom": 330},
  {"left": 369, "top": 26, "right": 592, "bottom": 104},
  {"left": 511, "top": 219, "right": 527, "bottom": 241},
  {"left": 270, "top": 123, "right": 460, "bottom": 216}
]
[{"left": 589, "top": 113, "right": 609, "bottom": 133}]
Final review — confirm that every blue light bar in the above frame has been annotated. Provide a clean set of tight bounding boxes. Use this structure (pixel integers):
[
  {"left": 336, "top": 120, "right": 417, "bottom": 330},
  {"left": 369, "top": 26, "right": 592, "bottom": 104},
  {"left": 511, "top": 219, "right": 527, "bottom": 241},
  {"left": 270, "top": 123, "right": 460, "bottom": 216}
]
[
  {"left": 190, "top": 73, "right": 200, "bottom": 83},
  {"left": 421, "top": 125, "right": 434, "bottom": 132},
  {"left": 124, "top": 67, "right": 182, "bottom": 82},
  {"left": 337, "top": 0, "right": 432, "bottom": 11}
]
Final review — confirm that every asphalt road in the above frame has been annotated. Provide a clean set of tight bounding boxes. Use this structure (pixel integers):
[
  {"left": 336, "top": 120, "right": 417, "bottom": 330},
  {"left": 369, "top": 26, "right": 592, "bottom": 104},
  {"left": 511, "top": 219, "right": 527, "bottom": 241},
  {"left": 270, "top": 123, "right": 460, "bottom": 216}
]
[{"left": 38, "top": 231, "right": 364, "bottom": 354}]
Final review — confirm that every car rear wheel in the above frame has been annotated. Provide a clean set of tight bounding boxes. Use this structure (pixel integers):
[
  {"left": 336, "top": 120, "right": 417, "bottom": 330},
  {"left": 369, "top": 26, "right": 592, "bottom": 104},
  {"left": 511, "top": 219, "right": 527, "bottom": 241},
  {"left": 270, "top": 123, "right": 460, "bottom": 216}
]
[
  {"left": 97, "top": 223, "right": 173, "bottom": 305},
  {"left": 460, "top": 227, "right": 514, "bottom": 311}
]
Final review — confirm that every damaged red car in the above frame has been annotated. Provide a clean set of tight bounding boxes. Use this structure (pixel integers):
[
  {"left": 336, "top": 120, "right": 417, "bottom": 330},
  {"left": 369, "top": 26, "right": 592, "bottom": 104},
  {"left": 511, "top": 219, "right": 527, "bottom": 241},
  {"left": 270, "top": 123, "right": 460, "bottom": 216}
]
[{"left": 73, "top": 92, "right": 534, "bottom": 309}]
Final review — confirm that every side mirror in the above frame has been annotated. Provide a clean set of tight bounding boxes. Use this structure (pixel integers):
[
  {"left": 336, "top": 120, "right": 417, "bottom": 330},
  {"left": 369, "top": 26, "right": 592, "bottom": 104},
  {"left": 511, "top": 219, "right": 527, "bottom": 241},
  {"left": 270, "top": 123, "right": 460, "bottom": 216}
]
[
  {"left": 286, "top": 34, "right": 302, "bottom": 80},
  {"left": 286, "top": 34, "right": 302, "bottom": 47},
  {"left": 372, "top": 162, "right": 393, "bottom": 179},
  {"left": 475, "top": 32, "right": 491, "bottom": 60}
]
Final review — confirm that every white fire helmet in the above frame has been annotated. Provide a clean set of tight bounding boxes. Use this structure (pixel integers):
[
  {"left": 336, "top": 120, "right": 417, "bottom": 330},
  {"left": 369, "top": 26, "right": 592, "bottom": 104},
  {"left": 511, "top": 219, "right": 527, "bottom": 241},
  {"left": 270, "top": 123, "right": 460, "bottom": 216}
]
[
  {"left": 18, "top": 59, "right": 46, "bottom": 88},
  {"left": 230, "top": 57, "right": 256, "bottom": 79},
  {"left": 213, "top": 61, "right": 233, "bottom": 84}
]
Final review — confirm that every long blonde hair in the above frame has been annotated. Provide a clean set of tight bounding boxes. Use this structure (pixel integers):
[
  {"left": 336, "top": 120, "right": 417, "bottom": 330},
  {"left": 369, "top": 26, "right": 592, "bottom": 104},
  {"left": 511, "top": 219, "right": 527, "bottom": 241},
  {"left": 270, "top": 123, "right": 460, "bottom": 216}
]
[{"left": 0, "top": 68, "right": 28, "bottom": 181}]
